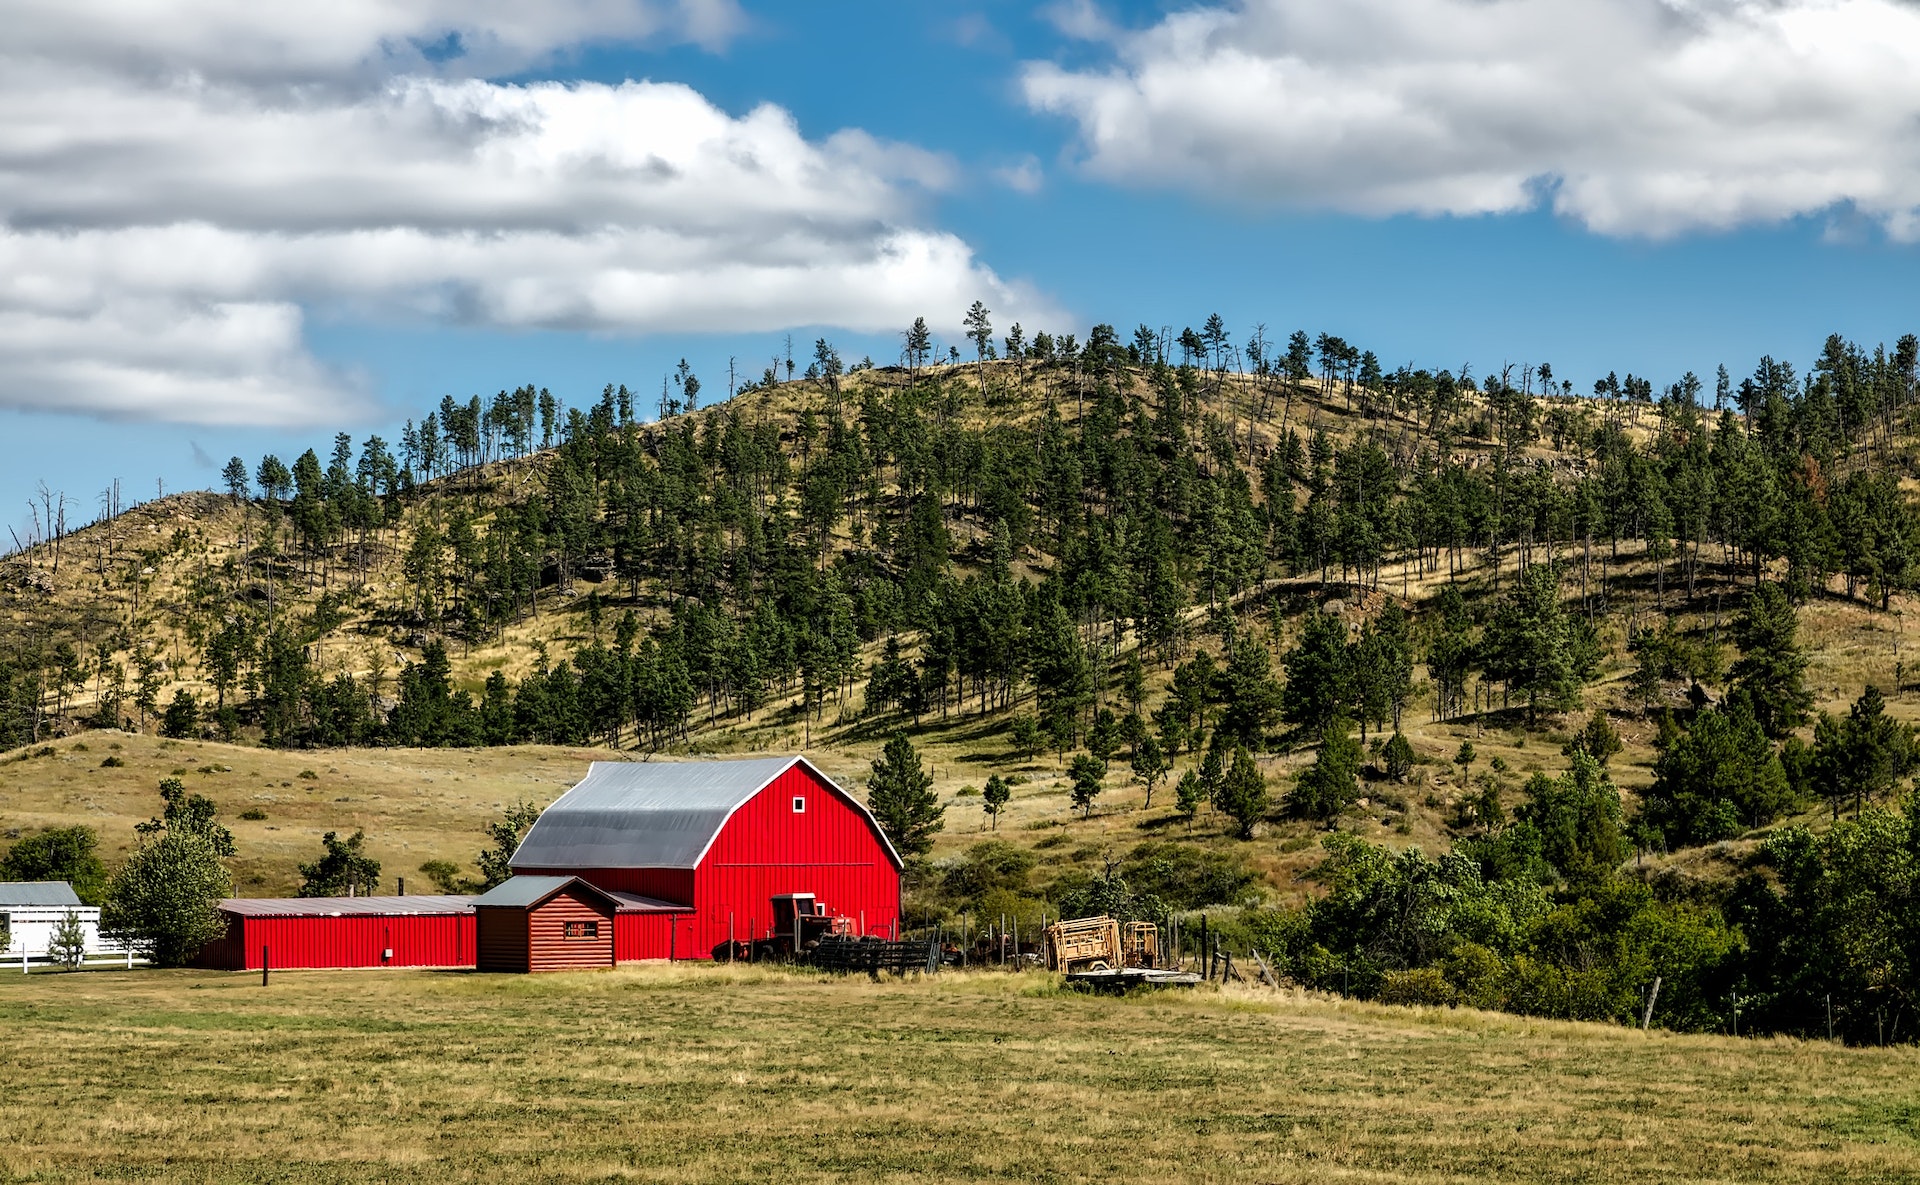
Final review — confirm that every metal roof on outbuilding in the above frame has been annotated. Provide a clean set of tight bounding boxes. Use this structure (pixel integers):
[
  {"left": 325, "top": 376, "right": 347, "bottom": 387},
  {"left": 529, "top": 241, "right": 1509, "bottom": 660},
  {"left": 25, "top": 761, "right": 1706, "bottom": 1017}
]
[
  {"left": 218, "top": 895, "right": 476, "bottom": 918},
  {"left": 0, "top": 881, "right": 83, "bottom": 907},
  {"left": 471, "top": 875, "right": 621, "bottom": 912},
  {"left": 509, "top": 755, "right": 902, "bottom": 872}
]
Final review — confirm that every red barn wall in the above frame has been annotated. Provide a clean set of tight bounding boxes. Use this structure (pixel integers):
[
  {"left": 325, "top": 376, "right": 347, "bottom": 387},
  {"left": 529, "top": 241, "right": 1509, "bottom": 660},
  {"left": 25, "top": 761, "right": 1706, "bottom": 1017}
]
[
  {"left": 198, "top": 913, "right": 474, "bottom": 971},
  {"left": 613, "top": 911, "right": 693, "bottom": 962},
  {"left": 514, "top": 866, "right": 694, "bottom": 906},
  {"left": 690, "top": 764, "right": 900, "bottom": 956}
]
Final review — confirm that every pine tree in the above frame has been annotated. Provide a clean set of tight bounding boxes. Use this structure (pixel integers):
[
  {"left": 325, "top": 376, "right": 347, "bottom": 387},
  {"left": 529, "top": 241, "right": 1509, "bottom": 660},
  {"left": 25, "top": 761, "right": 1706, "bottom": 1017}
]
[
  {"left": 1729, "top": 582, "right": 1814, "bottom": 739},
  {"left": 982, "top": 773, "right": 1011, "bottom": 830},
  {"left": 1174, "top": 769, "right": 1205, "bottom": 831},
  {"left": 1215, "top": 746, "right": 1270, "bottom": 839},
  {"left": 1282, "top": 610, "right": 1349, "bottom": 731},
  {"left": 868, "top": 733, "right": 943, "bottom": 857},
  {"left": 1481, "top": 563, "right": 1581, "bottom": 722},
  {"left": 1130, "top": 734, "right": 1169, "bottom": 809},
  {"left": 1218, "top": 631, "right": 1280, "bottom": 748},
  {"left": 1287, "top": 715, "right": 1362, "bottom": 823},
  {"left": 1069, "top": 753, "right": 1106, "bottom": 818}
]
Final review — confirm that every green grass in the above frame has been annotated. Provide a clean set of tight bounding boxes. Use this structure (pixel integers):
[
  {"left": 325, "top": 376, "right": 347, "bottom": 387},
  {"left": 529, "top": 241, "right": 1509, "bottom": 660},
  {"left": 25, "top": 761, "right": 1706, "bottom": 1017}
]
[{"left": 4, "top": 965, "right": 1919, "bottom": 1182}]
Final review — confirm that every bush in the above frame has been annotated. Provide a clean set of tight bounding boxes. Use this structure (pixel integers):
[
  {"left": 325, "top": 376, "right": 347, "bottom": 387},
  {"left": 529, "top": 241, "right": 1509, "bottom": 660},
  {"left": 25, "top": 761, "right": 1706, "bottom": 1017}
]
[
  {"left": 238, "top": 808, "right": 267, "bottom": 821},
  {"left": 1121, "top": 843, "right": 1259, "bottom": 911},
  {"left": 418, "top": 860, "right": 465, "bottom": 893},
  {"left": 1382, "top": 733, "right": 1415, "bottom": 782},
  {"left": 1378, "top": 966, "right": 1456, "bottom": 1007}
]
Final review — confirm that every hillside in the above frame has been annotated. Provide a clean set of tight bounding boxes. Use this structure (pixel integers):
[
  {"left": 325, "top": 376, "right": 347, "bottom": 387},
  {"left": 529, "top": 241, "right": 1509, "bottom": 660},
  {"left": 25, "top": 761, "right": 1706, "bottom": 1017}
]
[{"left": 5, "top": 334, "right": 1920, "bottom": 1038}]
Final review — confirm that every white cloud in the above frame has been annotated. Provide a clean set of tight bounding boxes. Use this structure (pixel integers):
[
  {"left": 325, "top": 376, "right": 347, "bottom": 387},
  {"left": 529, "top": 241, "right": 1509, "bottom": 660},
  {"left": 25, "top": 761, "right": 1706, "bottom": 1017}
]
[
  {"left": 5, "top": 0, "right": 748, "bottom": 82},
  {"left": 1022, "top": 0, "right": 1920, "bottom": 239},
  {"left": 994, "top": 155, "right": 1046, "bottom": 195},
  {"left": 0, "top": 3, "right": 1047, "bottom": 426}
]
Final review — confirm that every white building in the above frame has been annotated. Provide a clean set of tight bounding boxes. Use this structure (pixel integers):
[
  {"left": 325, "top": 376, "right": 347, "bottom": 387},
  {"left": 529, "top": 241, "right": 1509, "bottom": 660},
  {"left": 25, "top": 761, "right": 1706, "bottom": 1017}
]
[{"left": 0, "top": 882, "right": 119, "bottom": 962}]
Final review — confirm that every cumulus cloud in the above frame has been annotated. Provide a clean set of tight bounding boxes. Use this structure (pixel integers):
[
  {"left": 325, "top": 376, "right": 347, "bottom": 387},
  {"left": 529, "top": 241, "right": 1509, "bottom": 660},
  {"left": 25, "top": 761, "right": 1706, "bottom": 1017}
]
[
  {"left": 0, "top": 2, "right": 1044, "bottom": 426},
  {"left": 1022, "top": 0, "right": 1920, "bottom": 239},
  {"left": 6, "top": 0, "right": 748, "bottom": 83}
]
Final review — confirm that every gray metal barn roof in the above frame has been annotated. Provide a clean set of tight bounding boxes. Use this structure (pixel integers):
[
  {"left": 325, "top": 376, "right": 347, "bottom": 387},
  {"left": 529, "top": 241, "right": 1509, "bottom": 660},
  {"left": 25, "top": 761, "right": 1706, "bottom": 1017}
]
[
  {"left": 509, "top": 756, "right": 901, "bottom": 871},
  {"left": 218, "top": 895, "right": 475, "bottom": 918},
  {"left": 472, "top": 875, "right": 623, "bottom": 911},
  {"left": 0, "top": 882, "right": 83, "bottom": 907}
]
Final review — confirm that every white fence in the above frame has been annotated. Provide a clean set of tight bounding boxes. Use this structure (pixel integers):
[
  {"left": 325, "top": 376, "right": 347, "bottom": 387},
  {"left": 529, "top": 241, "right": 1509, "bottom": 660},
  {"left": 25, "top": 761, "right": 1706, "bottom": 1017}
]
[{"left": 13, "top": 948, "right": 148, "bottom": 972}]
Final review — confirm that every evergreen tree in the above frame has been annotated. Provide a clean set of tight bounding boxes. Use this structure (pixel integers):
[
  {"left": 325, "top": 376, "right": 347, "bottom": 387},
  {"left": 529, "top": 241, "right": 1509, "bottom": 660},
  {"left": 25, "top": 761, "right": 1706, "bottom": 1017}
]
[
  {"left": 159, "top": 689, "right": 199, "bottom": 739},
  {"left": 1069, "top": 753, "right": 1106, "bottom": 818},
  {"left": 1481, "top": 563, "right": 1582, "bottom": 722},
  {"left": 1514, "top": 752, "right": 1627, "bottom": 883},
  {"left": 1382, "top": 732, "right": 1415, "bottom": 782},
  {"left": 1729, "top": 582, "right": 1814, "bottom": 739},
  {"left": 1218, "top": 631, "right": 1281, "bottom": 748},
  {"left": 1174, "top": 769, "right": 1205, "bottom": 831},
  {"left": 1288, "top": 715, "right": 1363, "bottom": 823},
  {"left": 982, "top": 773, "right": 1011, "bottom": 830},
  {"left": 1811, "top": 685, "right": 1915, "bottom": 818},
  {"left": 868, "top": 733, "right": 944, "bottom": 857},
  {"left": 1215, "top": 746, "right": 1270, "bottom": 839},
  {"left": 1281, "top": 610, "right": 1350, "bottom": 731},
  {"left": 1639, "top": 700, "right": 1792, "bottom": 846},
  {"left": 1130, "top": 733, "right": 1169, "bottom": 809}
]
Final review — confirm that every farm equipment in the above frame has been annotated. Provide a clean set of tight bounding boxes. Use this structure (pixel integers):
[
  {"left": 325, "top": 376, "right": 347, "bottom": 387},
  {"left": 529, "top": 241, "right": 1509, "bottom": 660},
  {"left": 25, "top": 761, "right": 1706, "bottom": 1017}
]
[
  {"left": 1045, "top": 915, "right": 1196, "bottom": 990},
  {"left": 709, "top": 893, "right": 853, "bottom": 963},
  {"left": 1043, "top": 916, "right": 1162, "bottom": 973}
]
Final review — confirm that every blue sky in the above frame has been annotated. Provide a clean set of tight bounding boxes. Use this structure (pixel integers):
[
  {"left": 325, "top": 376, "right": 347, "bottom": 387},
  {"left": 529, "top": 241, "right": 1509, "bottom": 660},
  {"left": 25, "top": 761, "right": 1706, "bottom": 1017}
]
[{"left": 5, "top": 0, "right": 1918, "bottom": 544}]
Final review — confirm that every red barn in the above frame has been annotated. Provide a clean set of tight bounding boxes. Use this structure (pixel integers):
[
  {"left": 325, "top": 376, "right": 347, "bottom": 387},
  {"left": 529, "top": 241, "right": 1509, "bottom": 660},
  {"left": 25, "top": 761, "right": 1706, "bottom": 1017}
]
[
  {"left": 509, "top": 755, "right": 902, "bottom": 961},
  {"left": 195, "top": 895, "right": 476, "bottom": 971}
]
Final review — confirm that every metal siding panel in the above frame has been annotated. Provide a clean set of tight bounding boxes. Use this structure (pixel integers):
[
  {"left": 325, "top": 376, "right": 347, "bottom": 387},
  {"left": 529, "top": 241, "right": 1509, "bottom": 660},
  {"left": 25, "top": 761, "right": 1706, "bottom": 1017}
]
[{"left": 691, "top": 765, "right": 901, "bottom": 957}]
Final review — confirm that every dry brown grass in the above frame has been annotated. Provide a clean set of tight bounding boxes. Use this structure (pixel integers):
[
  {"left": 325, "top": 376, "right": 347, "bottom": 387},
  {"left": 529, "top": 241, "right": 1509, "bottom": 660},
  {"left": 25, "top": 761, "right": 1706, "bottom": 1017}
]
[
  {"left": 3, "top": 963, "right": 1918, "bottom": 1183},
  {"left": 0, "top": 730, "right": 618, "bottom": 894}
]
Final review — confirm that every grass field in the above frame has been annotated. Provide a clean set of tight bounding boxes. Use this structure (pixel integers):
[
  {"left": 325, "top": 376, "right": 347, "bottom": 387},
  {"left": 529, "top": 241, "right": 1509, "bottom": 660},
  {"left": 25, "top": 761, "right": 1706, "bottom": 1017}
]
[{"left": 3, "top": 965, "right": 1919, "bottom": 1183}]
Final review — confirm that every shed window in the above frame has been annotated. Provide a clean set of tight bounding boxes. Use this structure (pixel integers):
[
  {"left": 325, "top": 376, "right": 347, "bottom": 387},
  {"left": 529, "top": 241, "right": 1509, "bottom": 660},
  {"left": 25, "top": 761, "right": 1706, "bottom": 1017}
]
[
  {"left": 792, "top": 796, "right": 806, "bottom": 813},
  {"left": 564, "top": 920, "right": 599, "bottom": 939}
]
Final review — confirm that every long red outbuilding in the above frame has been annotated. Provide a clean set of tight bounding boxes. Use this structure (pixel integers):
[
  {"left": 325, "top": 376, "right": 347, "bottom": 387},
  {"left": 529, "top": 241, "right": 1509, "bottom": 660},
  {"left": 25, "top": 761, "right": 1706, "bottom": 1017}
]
[
  {"left": 196, "top": 755, "right": 902, "bottom": 971},
  {"left": 195, "top": 895, "right": 476, "bottom": 971}
]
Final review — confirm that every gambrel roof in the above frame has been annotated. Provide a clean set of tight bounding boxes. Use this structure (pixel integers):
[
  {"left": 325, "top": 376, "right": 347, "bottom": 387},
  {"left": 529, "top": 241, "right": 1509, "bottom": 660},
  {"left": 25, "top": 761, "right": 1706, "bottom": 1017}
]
[{"left": 508, "top": 756, "right": 903, "bottom": 872}]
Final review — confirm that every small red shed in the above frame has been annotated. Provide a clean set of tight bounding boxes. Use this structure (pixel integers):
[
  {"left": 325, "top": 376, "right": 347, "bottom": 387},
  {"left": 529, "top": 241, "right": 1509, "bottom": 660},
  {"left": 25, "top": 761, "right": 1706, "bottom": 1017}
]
[
  {"left": 194, "top": 895, "right": 476, "bottom": 971},
  {"left": 473, "top": 875, "right": 621, "bottom": 973},
  {"left": 510, "top": 755, "right": 903, "bottom": 960}
]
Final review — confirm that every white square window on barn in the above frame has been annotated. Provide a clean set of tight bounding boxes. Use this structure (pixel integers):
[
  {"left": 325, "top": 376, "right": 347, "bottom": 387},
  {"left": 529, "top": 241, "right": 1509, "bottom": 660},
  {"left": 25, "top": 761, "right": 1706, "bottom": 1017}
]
[{"left": 792, "top": 796, "right": 806, "bottom": 813}]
